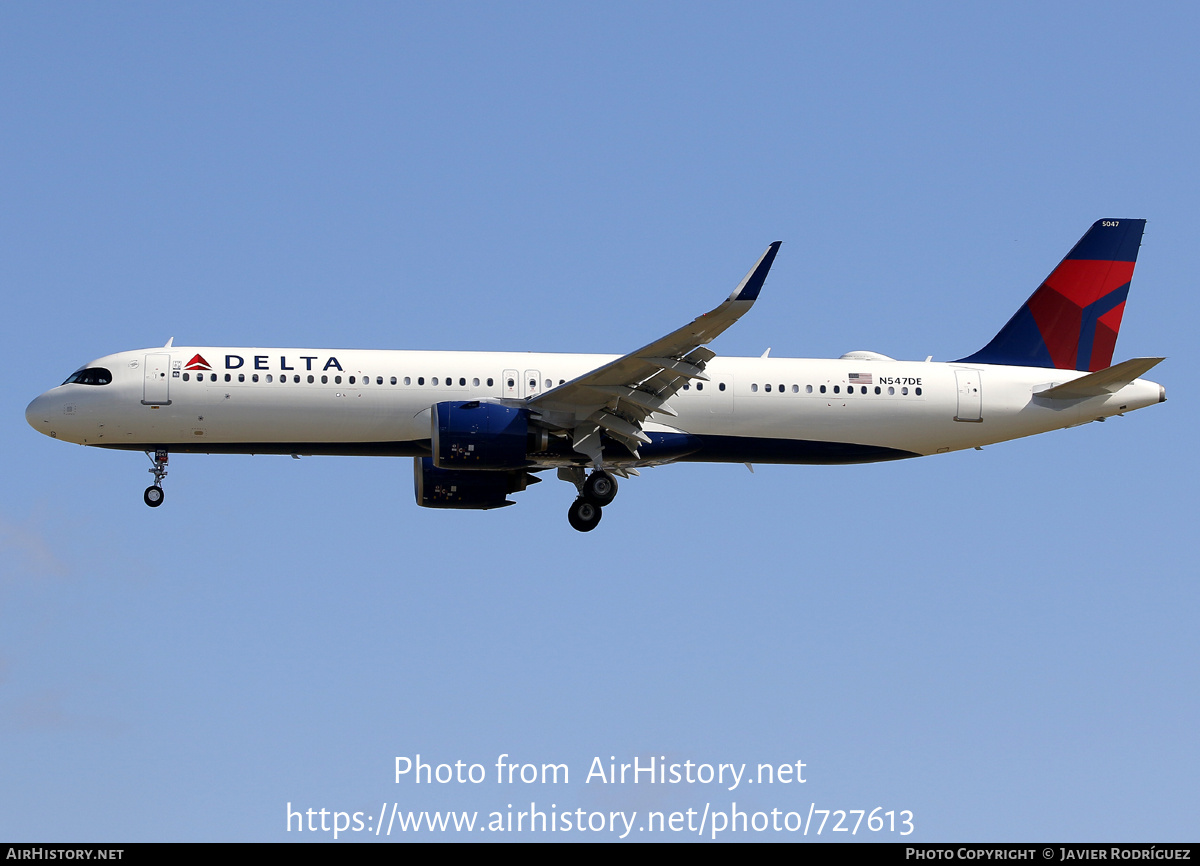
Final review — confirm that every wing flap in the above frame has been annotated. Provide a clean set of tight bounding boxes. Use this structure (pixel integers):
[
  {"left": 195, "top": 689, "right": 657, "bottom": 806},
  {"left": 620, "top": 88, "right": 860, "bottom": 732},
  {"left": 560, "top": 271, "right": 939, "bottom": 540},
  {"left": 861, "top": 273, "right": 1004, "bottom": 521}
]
[
  {"left": 588, "top": 409, "right": 653, "bottom": 444},
  {"left": 582, "top": 385, "right": 678, "bottom": 418}
]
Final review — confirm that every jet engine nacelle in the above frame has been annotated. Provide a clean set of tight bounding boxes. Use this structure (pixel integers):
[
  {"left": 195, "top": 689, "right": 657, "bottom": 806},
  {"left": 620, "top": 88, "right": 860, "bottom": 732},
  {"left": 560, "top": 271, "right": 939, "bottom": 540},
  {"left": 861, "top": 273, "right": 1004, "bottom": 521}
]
[
  {"left": 413, "top": 457, "right": 536, "bottom": 510},
  {"left": 431, "top": 401, "right": 534, "bottom": 470}
]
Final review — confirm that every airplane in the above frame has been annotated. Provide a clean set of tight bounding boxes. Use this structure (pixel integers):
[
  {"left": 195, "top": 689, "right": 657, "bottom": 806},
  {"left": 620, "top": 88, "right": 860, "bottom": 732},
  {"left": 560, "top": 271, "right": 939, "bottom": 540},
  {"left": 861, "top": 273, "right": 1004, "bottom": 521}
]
[{"left": 25, "top": 219, "right": 1165, "bottom": 532}]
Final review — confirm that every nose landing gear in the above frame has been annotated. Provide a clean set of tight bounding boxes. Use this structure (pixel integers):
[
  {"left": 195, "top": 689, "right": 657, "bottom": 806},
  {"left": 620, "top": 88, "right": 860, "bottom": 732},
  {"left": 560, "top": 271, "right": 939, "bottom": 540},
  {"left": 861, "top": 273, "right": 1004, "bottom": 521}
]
[{"left": 144, "top": 449, "right": 168, "bottom": 507}]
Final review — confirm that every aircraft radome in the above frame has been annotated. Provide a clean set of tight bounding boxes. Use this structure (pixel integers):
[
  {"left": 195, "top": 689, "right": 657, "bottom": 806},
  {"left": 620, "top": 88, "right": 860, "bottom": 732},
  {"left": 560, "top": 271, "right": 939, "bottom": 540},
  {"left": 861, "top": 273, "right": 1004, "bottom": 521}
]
[{"left": 26, "top": 219, "right": 1165, "bottom": 531}]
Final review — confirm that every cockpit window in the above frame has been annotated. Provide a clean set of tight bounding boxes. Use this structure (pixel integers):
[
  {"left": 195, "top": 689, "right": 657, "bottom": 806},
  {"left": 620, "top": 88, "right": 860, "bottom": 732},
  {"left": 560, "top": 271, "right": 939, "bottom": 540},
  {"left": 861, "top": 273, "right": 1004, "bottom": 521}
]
[{"left": 62, "top": 367, "right": 112, "bottom": 386}]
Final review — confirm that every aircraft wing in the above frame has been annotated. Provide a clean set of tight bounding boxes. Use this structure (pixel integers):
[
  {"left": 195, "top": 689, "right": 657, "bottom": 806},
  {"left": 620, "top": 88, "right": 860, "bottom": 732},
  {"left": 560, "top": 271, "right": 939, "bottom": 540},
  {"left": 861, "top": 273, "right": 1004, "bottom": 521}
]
[{"left": 528, "top": 242, "right": 781, "bottom": 463}]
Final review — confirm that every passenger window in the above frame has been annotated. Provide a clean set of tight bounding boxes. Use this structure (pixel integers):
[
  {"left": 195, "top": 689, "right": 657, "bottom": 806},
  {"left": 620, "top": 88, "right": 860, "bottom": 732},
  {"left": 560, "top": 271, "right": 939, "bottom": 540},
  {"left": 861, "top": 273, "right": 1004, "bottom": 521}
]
[
  {"left": 266, "top": 374, "right": 274, "bottom": 383},
  {"left": 764, "top": 384, "right": 771, "bottom": 392},
  {"left": 806, "top": 385, "right": 812, "bottom": 393},
  {"left": 307, "top": 375, "right": 315, "bottom": 383},
  {"left": 915, "top": 387, "right": 922, "bottom": 396},
  {"left": 696, "top": 382, "right": 704, "bottom": 391},
  {"left": 833, "top": 385, "right": 840, "bottom": 394},
  {"left": 252, "top": 374, "right": 259, "bottom": 383},
  {"left": 751, "top": 384, "right": 758, "bottom": 392},
  {"left": 404, "top": 377, "right": 412, "bottom": 385},
  {"left": 488, "top": 378, "right": 494, "bottom": 387},
  {"left": 820, "top": 385, "right": 826, "bottom": 394},
  {"left": 391, "top": 377, "right": 397, "bottom": 385},
  {"left": 719, "top": 383, "right": 726, "bottom": 391},
  {"left": 322, "top": 375, "right": 328, "bottom": 384},
  {"left": 902, "top": 387, "right": 909, "bottom": 395}
]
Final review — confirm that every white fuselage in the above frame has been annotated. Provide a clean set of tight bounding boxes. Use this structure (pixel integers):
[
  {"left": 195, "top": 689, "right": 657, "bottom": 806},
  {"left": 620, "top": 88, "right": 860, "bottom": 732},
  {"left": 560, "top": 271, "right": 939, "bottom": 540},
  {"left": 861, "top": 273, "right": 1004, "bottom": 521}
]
[{"left": 25, "top": 346, "right": 1166, "bottom": 463}]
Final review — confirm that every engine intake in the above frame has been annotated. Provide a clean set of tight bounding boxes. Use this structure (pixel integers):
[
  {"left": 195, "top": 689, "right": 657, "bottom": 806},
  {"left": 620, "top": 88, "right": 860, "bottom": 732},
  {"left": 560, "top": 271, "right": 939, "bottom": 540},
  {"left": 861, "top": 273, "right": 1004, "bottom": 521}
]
[
  {"left": 413, "top": 457, "right": 535, "bottom": 510},
  {"left": 432, "top": 401, "right": 533, "bottom": 469}
]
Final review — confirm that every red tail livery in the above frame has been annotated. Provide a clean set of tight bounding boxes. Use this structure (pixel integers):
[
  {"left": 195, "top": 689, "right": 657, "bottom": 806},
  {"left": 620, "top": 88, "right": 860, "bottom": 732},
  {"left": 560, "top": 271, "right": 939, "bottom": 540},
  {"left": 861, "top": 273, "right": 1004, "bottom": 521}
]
[{"left": 958, "top": 219, "right": 1145, "bottom": 371}]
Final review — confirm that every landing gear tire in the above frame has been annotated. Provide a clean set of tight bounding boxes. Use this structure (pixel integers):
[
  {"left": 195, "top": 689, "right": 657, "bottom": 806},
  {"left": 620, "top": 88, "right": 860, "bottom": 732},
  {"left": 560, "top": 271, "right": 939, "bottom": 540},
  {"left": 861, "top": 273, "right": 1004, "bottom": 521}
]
[
  {"left": 568, "top": 498, "right": 602, "bottom": 532},
  {"left": 144, "top": 450, "right": 169, "bottom": 506},
  {"left": 582, "top": 471, "right": 618, "bottom": 506}
]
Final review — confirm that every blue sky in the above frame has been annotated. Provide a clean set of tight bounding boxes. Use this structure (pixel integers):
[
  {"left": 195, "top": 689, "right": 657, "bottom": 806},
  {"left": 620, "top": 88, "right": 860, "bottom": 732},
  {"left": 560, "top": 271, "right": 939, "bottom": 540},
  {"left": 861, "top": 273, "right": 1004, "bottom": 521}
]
[{"left": 2, "top": 2, "right": 1196, "bottom": 841}]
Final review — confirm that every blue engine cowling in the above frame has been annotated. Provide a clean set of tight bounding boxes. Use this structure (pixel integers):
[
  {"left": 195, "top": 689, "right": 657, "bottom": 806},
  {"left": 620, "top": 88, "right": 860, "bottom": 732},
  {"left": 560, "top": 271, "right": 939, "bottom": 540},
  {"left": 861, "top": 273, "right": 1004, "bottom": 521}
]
[
  {"left": 413, "top": 457, "right": 533, "bottom": 510},
  {"left": 432, "top": 401, "right": 532, "bottom": 470}
]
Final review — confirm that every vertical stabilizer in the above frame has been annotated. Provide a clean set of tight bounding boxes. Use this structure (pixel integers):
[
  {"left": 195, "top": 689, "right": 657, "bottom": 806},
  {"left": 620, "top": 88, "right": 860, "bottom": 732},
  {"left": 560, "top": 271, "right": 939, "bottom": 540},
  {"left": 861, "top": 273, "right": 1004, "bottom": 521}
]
[{"left": 956, "top": 219, "right": 1145, "bottom": 371}]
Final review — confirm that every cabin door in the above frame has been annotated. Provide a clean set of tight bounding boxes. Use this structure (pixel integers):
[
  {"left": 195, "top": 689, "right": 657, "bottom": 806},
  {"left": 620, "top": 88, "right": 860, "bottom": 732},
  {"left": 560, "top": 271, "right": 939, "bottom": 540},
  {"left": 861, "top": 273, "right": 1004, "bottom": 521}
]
[
  {"left": 954, "top": 369, "right": 982, "bottom": 422},
  {"left": 142, "top": 353, "right": 172, "bottom": 405}
]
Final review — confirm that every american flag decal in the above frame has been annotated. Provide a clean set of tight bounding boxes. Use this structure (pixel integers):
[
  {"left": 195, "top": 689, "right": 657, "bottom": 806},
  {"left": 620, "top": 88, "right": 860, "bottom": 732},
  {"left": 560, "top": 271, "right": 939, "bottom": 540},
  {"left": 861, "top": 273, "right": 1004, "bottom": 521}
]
[{"left": 849, "top": 372, "right": 873, "bottom": 385}]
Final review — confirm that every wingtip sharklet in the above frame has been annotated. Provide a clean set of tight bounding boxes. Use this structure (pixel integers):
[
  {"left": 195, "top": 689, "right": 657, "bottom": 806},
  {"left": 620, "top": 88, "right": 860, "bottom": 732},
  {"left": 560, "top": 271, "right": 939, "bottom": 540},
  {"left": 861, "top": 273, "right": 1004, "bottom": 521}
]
[{"left": 728, "top": 241, "right": 782, "bottom": 303}]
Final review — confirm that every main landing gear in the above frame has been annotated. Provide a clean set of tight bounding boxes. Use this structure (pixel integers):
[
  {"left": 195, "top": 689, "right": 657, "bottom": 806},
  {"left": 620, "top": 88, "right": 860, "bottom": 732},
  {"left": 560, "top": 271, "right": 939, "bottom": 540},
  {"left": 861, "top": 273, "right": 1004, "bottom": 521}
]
[
  {"left": 144, "top": 449, "right": 168, "bottom": 507},
  {"left": 562, "top": 468, "right": 619, "bottom": 532},
  {"left": 582, "top": 470, "right": 618, "bottom": 506}
]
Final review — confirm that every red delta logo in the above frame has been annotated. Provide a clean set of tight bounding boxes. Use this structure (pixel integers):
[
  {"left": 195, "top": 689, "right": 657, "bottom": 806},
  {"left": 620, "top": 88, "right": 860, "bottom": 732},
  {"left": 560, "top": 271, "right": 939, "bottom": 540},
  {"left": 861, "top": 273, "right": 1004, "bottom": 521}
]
[{"left": 184, "top": 354, "right": 212, "bottom": 371}]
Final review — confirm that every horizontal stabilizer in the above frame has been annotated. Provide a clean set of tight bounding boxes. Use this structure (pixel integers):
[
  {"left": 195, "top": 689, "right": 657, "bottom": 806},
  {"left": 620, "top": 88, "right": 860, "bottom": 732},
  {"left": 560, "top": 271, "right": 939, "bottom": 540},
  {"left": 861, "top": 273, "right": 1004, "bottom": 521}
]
[{"left": 1034, "top": 357, "right": 1164, "bottom": 400}]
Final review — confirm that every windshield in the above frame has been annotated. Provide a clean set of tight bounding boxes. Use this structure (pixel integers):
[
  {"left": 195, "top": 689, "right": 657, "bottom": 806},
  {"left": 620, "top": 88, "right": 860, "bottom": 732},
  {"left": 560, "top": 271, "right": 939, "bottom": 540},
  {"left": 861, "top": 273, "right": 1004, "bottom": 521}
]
[{"left": 62, "top": 367, "right": 113, "bottom": 386}]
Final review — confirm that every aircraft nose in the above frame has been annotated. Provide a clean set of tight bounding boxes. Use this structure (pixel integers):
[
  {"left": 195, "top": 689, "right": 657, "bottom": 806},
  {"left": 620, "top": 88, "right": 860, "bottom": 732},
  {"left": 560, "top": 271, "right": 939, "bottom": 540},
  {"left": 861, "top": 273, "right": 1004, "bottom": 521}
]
[{"left": 26, "top": 392, "right": 52, "bottom": 434}]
